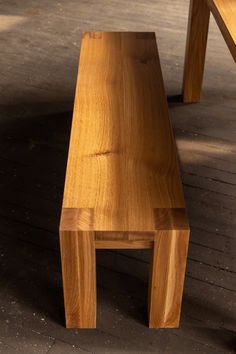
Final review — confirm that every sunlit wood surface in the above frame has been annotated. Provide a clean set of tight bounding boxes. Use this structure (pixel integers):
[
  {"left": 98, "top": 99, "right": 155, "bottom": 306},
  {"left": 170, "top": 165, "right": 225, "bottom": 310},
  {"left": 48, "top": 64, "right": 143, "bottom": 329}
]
[
  {"left": 0, "top": 0, "right": 235, "bottom": 351},
  {"left": 62, "top": 32, "right": 186, "bottom": 232}
]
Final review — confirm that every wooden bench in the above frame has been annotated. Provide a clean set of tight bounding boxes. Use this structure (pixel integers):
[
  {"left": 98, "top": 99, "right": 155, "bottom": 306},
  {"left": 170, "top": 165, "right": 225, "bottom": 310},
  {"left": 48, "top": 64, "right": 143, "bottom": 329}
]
[
  {"left": 60, "top": 32, "right": 190, "bottom": 329},
  {"left": 183, "top": 0, "right": 236, "bottom": 102}
]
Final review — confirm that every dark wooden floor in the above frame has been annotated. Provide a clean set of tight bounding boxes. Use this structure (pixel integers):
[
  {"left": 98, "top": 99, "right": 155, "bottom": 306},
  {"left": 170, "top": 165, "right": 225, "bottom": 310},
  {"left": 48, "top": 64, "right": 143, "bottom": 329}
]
[{"left": 0, "top": 0, "right": 235, "bottom": 353}]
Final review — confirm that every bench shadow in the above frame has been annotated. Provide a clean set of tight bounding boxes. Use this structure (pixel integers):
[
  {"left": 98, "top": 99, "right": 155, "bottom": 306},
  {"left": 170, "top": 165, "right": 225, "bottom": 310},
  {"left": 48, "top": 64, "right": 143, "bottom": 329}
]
[
  {"left": 167, "top": 94, "right": 183, "bottom": 105},
  {"left": 96, "top": 250, "right": 149, "bottom": 327},
  {"left": 0, "top": 104, "right": 72, "bottom": 325}
]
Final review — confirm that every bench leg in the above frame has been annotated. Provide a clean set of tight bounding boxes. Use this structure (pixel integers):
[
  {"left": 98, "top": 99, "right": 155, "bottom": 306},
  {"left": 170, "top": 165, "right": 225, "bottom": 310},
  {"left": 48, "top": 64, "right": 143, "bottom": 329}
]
[
  {"left": 60, "top": 230, "right": 96, "bottom": 328},
  {"left": 148, "top": 230, "right": 189, "bottom": 328},
  {"left": 183, "top": 0, "right": 210, "bottom": 103}
]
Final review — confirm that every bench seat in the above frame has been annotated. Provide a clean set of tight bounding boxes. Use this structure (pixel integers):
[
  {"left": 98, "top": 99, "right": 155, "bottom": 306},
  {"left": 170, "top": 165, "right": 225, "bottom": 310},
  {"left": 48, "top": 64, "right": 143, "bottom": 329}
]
[{"left": 60, "top": 32, "right": 190, "bottom": 329}]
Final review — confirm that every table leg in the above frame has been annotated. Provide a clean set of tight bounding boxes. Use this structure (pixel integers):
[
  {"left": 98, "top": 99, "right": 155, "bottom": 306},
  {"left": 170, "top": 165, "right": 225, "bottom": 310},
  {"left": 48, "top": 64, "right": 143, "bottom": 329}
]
[{"left": 183, "top": 0, "right": 210, "bottom": 103}]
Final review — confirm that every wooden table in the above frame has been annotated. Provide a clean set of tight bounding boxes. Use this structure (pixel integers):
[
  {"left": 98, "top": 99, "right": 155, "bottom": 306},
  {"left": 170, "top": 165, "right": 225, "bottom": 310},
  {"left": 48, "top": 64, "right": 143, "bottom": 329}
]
[{"left": 183, "top": 0, "right": 236, "bottom": 103}]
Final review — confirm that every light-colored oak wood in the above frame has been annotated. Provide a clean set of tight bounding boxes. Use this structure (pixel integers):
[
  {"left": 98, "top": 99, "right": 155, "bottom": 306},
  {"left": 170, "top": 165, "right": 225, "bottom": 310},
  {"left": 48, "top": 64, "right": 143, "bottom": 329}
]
[
  {"left": 95, "top": 240, "right": 153, "bottom": 249},
  {"left": 207, "top": 0, "right": 236, "bottom": 62},
  {"left": 60, "top": 32, "right": 189, "bottom": 329},
  {"left": 59, "top": 230, "right": 96, "bottom": 328},
  {"left": 183, "top": 0, "right": 210, "bottom": 103},
  {"left": 148, "top": 230, "right": 190, "bottom": 328},
  {"left": 62, "top": 32, "right": 186, "bottom": 232},
  {"left": 95, "top": 231, "right": 155, "bottom": 241},
  {"left": 61, "top": 208, "right": 189, "bottom": 251},
  {"left": 95, "top": 231, "right": 154, "bottom": 248}
]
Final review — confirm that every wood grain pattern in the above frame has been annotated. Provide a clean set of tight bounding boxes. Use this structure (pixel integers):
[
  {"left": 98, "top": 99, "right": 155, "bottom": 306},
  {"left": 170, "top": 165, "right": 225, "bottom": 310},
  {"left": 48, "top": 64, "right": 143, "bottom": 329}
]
[
  {"left": 148, "top": 230, "right": 190, "bottom": 328},
  {"left": 59, "top": 230, "right": 96, "bottom": 328},
  {"left": 95, "top": 230, "right": 154, "bottom": 248},
  {"left": 60, "top": 32, "right": 190, "bottom": 329},
  {"left": 183, "top": 0, "right": 210, "bottom": 103},
  {"left": 60, "top": 208, "right": 94, "bottom": 231},
  {"left": 95, "top": 240, "right": 153, "bottom": 249},
  {"left": 154, "top": 208, "right": 189, "bottom": 230},
  {"left": 2, "top": 0, "right": 235, "bottom": 348},
  {"left": 62, "top": 32, "right": 186, "bottom": 232},
  {"left": 207, "top": 0, "right": 236, "bottom": 62},
  {"left": 61, "top": 207, "right": 189, "bottom": 233}
]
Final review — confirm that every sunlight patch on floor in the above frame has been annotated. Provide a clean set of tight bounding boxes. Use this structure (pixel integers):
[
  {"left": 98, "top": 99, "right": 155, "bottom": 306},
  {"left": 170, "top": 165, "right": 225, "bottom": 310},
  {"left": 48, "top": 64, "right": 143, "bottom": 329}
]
[{"left": 0, "top": 15, "right": 26, "bottom": 32}]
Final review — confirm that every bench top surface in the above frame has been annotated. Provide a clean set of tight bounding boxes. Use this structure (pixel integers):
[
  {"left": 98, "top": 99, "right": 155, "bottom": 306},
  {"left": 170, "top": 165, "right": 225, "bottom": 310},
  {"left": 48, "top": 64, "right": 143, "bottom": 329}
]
[{"left": 62, "top": 32, "right": 187, "bottom": 232}]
